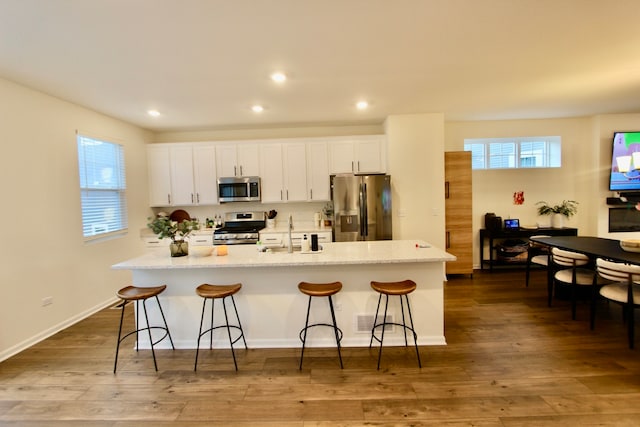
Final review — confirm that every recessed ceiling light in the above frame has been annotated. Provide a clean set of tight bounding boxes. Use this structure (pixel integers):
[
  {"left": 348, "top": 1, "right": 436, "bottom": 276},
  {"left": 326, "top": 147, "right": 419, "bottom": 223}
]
[
  {"left": 147, "top": 109, "right": 161, "bottom": 117},
  {"left": 252, "top": 105, "right": 264, "bottom": 113},
  {"left": 356, "top": 101, "right": 369, "bottom": 110},
  {"left": 271, "top": 72, "right": 287, "bottom": 83}
]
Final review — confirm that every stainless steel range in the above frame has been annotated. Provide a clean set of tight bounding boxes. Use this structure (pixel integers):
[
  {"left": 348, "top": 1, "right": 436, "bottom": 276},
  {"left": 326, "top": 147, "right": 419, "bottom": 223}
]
[{"left": 213, "top": 211, "right": 266, "bottom": 245}]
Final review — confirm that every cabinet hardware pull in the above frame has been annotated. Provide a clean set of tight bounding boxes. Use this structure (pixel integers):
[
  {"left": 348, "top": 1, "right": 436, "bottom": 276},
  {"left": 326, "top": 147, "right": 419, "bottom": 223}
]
[
  {"left": 357, "top": 161, "right": 360, "bottom": 172},
  {"left": 191, "top": 193, "right": 194, "bottom": 203},
  {"left": 240, "top": 165, "right": 243, "bottom": 176},
  {"left": 445, "top": 182, "right": 450, "bottom": 199},
  {"left": 196, "top": 193, "right": 200, "bottom": 203},
  {"left": 168, "top": 194, "right": 171, "bottom": 204},
  {"left": 351, "top": 161, "right": 354, "bottom": 172},
  {"left": 280, "top": 190, "right": 283, "bottom": 200},
  {"left": 234, "top": 165, "right": 237, "bottom": 176},
  {"left": 310, "top": 189, "right": 313, "bottom": 199},
  {"left": 286, "top": 189, "right": 289, "bottom": 200},
  {"left": 446, "top": 231, "right": 451, "bottom": 248}
]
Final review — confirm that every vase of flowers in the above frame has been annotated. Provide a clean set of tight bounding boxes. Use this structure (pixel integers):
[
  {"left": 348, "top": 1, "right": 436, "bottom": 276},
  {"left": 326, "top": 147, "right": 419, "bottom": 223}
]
[
  {"left": 147, "top": 215, "right": 199, "bottom": 257},
  {"left": 535, "top": 200, "right": 578, "bottom": 228}
]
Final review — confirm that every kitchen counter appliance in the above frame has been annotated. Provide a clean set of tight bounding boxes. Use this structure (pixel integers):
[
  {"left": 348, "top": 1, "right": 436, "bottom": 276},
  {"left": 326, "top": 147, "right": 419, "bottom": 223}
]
[
  {"left": 213, "top": 211, "right": 266, "bottom": 245},
  {"left": 218, "top": 176, "right": 261, "bottom": 203}
]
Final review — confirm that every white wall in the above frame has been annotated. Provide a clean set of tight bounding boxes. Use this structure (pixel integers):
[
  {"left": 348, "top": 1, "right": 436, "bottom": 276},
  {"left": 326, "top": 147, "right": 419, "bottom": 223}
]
[
  {"left": 0, "top": 77, "right": 152, "bottom": 360},
  {"left": 385, "top": 113, "right": 445, "bottom": 247},
  {"left": 445, "top": 116, "right": 640, "bottom": 269}
]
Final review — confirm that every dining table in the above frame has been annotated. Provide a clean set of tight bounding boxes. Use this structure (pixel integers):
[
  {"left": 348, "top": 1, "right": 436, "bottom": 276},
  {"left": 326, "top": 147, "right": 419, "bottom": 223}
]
[{"left": 529, "top": 235, "right": 640, "bottom": 265}]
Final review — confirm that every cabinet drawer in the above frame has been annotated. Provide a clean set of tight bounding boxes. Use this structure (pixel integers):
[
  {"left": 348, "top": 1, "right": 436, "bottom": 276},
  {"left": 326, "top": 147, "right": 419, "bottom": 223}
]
[
  {"left": 143, "top": 237, "right": 170, "bottom": 248},
  {"left": 189, "top": 234, "right": 213, "bottom": 246}
]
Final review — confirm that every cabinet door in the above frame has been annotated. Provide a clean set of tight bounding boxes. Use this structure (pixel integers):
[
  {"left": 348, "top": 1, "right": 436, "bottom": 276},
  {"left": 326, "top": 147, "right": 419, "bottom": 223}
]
[
  {"left": 283, "top": 143, "right": 307, "bottom": 202},
  {"left": 237, "top": 144, "right": 260, "bottom": 176},
  {"left": 445, "top": 151, "right": 473, "bottom": 275},
  {"left": 328, "top": 141, "right": 356, "bottom": 174},
  {"left": 193, "top": 144, "right": 218, "bottom": 205},
  {"left": 355, "top": 137, "right": 385, "bottom": 173},
  {"left": 259, "top": 144, "right": 284, "bottom": 202},
  {"left": 216, "top": 144, "right": 238, "bottom": 177},
  {"left": 147, "top": 145, "right": 172, "bottom": 207},
  {"left": 307, "top": 141, "right": 330, "bottom": 201},
  {"left": 169, "top": 145, "right": 196, "bottom": 206}
]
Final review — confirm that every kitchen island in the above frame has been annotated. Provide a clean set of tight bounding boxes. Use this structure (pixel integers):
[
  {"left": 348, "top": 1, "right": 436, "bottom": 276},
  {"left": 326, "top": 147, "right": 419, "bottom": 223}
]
[{"left": 112, "top": 240, "right": 455, "bottom": 349}]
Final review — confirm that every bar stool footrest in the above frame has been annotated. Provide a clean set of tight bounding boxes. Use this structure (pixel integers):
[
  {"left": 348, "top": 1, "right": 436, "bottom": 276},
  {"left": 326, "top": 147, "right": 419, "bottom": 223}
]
[{"left": 299, "top": 323, "right": 343, "bottom": 344}]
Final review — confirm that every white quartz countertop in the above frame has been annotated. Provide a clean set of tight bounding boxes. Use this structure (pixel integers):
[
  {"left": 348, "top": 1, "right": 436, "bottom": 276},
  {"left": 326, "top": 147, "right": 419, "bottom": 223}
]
[{"left": 113, "top": 240, "right": 456, "bottom": 270}]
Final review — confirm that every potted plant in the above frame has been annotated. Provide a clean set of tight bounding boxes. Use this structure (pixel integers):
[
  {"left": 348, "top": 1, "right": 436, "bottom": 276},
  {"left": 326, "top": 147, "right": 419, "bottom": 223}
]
[
  {"left": 147, "top": 215, "right": 199, "bottom": 257},
  {"left": 322, "top": 202, "right": 334, "bottom": 227},
  {"left": 535, "top": 200, "right": 578, "bottom": 228}
]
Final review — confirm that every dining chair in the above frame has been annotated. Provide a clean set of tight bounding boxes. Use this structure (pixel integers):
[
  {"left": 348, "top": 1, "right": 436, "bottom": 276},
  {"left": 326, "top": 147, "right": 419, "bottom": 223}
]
[
  {"left": 525, "top": 235, "right": 551, "bottom": 287},
  {"left": 550, "top": 247, "right": 610, "bottom": 320},
  {"left": 593, "top": 258, "right": 640, "bottom": 349}
]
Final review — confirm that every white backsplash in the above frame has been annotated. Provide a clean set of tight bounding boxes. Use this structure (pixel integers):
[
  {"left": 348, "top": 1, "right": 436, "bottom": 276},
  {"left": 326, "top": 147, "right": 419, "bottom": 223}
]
[{"left": 151, "top": 201, "right": 329, "bottom": 230}]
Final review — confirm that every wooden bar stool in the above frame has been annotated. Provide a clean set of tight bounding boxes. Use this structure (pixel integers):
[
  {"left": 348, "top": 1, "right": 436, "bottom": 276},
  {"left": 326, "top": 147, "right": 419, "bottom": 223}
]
[
  {"left": 369, "top": 280, "right": 421, "bottom": 370},
  {"left": 114, "top": 285, "right": 174, "bottom": 373},
  {"left": 194, "top": 283, "right": 247, "bottom": 371},
  {"left": 298, "top": 281, "right": 343, "bottom": 370}
]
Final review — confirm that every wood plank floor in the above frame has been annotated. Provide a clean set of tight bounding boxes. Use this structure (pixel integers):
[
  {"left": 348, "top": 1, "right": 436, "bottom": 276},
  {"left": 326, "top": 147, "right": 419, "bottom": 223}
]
[{"left": 1, "top": 269, "right": 639, "bottom": 426}]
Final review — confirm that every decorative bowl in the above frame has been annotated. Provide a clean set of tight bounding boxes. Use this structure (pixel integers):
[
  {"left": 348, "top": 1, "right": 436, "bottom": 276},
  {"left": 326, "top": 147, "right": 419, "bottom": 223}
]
[
  {"left": 620, "top": 239, "right": 640, "bottom": 253},
  {"left": 190, "top": 246, "right": 214, "bottom": 257}
]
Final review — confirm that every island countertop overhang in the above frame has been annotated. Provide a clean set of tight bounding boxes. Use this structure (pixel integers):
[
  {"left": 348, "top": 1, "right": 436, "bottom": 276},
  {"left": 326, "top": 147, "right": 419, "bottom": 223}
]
[{"left": 112, "top": 240, "right": 456, "bottom": 270}]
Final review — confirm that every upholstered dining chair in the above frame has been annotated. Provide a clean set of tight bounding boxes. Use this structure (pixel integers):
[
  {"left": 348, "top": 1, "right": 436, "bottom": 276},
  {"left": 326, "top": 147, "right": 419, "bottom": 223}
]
[
  {"left": 593, "top": 258, "right": 640, "bottom": 349},
  {"left": 550, "top": 247, "right": 610, "bottom": 320},
  {"left": 525, "top": 235, "right": 551, "bottom": 287}
]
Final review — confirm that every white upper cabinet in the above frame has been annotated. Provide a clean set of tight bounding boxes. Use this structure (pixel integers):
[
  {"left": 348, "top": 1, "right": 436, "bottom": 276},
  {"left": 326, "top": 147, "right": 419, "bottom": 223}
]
[
  {"left": 328, "top": 135, "right": 386, "bottom": 174},
  {"left": 147, "top": 143, "right": 218, "bottom": 207},
  {"left": 306, "top": 141, "right": 330, "bottom": 201},
  {"left": 216, "top": 143, "right": 259, "bottom": 177},
  {"left": 283, "top": 143, "right": 308, "bottom": 202},
  {"left": 259, "top": 143, "right": 284, "bottom": 202},
  {"left": 260, "top": 142, "right": 307, "bottom": 202},
  {"left": 169, "top": 144, "right": 196, "bottom": 206},
  {"left": 147, "top": 145, "right": 172, "bottom": 207},
  {"left": 147, "top": 135, "right": 384, "bottom": 207},
  {"left": 192, "top": 144, "right": 218, "bottom": 205}
]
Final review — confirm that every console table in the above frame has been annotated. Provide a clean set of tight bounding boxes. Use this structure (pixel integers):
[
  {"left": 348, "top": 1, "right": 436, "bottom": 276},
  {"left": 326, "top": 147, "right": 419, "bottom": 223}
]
[{"left": 479, "top": 227, "right": 578, "bottom": 271}]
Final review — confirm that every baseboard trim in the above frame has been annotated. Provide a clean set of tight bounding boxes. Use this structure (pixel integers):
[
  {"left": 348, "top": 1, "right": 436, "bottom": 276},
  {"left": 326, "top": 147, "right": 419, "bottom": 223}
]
[{"left": 0, "top": 297, "right": 119, "bottom": 363}]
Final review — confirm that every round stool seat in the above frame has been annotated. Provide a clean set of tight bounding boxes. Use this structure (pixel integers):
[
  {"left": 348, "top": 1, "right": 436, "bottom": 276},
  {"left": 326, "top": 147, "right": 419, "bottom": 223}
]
[
  {"left": 117, "top": 285, "right": 167, "bottom": 301},
  {"left": 298, "top": 281, "right": 342, "bottom": 297},
  {"left": 196, "top": 283, "right": 242, "bottom": 299},
  {"left": 371, "top": 280, "right": 416, "bottom": 296}
]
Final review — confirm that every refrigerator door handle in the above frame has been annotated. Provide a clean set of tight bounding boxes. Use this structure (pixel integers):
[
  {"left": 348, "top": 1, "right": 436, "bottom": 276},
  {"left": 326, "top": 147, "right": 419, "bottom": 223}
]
[{"left": 361, "top": 182, "right": 368, "bottom": 237}]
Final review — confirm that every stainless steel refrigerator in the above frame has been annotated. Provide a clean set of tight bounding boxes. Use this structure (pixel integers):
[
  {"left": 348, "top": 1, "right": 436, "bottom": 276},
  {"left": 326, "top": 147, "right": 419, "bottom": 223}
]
[{"left": 331, "top": 174, "right": 392, "bottom": 242}]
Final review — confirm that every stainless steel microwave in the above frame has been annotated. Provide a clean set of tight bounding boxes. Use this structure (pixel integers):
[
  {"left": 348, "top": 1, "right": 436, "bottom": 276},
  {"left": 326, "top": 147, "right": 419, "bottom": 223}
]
[{"left": 217, "top": 176, "right": 261, "bottom": 203}]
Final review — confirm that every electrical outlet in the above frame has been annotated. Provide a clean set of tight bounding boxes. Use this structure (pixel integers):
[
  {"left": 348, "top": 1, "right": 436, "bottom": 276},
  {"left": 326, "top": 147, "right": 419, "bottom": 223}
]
[{"left": 42, "top": 296, "right": 53, "bottom": 307}]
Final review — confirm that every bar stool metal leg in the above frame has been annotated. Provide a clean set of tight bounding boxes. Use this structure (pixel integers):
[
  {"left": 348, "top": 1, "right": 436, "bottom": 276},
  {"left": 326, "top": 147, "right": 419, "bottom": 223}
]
[
  {"left": 113, "top": 285, "right": 173, "bottom": 374},
  {"left": 299, "top": 295, "right": 313, "bottom": 370},
  {"left": 327, "top": 295, "right": 344, "bottom": 369},
  {"left": 194, "top": 284, "right": 247, "bottom": 372}
]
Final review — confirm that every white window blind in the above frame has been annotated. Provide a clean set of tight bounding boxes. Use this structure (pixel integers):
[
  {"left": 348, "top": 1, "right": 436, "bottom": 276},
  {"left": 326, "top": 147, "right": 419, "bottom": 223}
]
[{"left": 77, "top": 134, "right": 128, "bottom": 241}]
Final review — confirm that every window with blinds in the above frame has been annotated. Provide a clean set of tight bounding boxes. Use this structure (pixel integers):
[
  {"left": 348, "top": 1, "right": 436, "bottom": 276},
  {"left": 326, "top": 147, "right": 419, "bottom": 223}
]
[
  {"left": 77, "top": 134, "right": 128, "bottom": 241},
  {"left": 464, "top": 136, "right": 561, "bottom": 170}
]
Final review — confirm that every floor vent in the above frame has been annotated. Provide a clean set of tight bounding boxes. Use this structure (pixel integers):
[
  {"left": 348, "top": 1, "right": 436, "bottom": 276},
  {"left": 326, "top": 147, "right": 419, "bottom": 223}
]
[{"left": 355, "top": 313, "right": 394, "bottom": 333}]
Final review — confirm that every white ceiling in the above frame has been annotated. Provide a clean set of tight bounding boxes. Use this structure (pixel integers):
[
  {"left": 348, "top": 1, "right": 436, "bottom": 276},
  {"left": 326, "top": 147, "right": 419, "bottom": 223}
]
[{"left": 2, "top": 0, "right": 640, "bottom": 132}]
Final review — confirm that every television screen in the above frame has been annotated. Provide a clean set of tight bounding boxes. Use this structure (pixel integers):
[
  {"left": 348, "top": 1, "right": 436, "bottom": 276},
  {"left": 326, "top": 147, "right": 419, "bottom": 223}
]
[{"left": 610, "top": 131, "right": 640, "bottom": 191}]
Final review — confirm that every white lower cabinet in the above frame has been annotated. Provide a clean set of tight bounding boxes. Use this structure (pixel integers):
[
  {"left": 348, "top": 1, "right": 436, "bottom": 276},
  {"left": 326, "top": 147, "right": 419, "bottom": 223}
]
[{"left": 259, "top": 230, "right": 332, "bottom": 248}]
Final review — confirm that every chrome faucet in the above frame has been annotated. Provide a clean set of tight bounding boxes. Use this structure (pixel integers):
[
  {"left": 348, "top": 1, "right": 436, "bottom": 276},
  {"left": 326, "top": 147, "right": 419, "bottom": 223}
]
[{"left": 288, "top": 215, "right": 293, "bottom": 253}]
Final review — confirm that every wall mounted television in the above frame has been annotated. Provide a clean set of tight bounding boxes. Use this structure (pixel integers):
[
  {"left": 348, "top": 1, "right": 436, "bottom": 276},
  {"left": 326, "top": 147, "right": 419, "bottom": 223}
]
[{"left": 609, "top": 131, "right": 640, "bottom": 191}]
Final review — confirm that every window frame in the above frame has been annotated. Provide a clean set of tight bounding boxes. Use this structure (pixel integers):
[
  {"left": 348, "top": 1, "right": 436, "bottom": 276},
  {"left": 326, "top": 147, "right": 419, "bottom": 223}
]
[
  {"left": 76, "top": 133, "right": 128, "bottom": 242},
  {"left": 464, "top": 136, "right": 561, "bottom": 170}
]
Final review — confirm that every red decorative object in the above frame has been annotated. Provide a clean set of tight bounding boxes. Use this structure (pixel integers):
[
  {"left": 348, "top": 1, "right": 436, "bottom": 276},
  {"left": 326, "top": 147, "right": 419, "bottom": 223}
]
[{"left": 513, "top": 191, "right": 525, "bottom": 205}]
